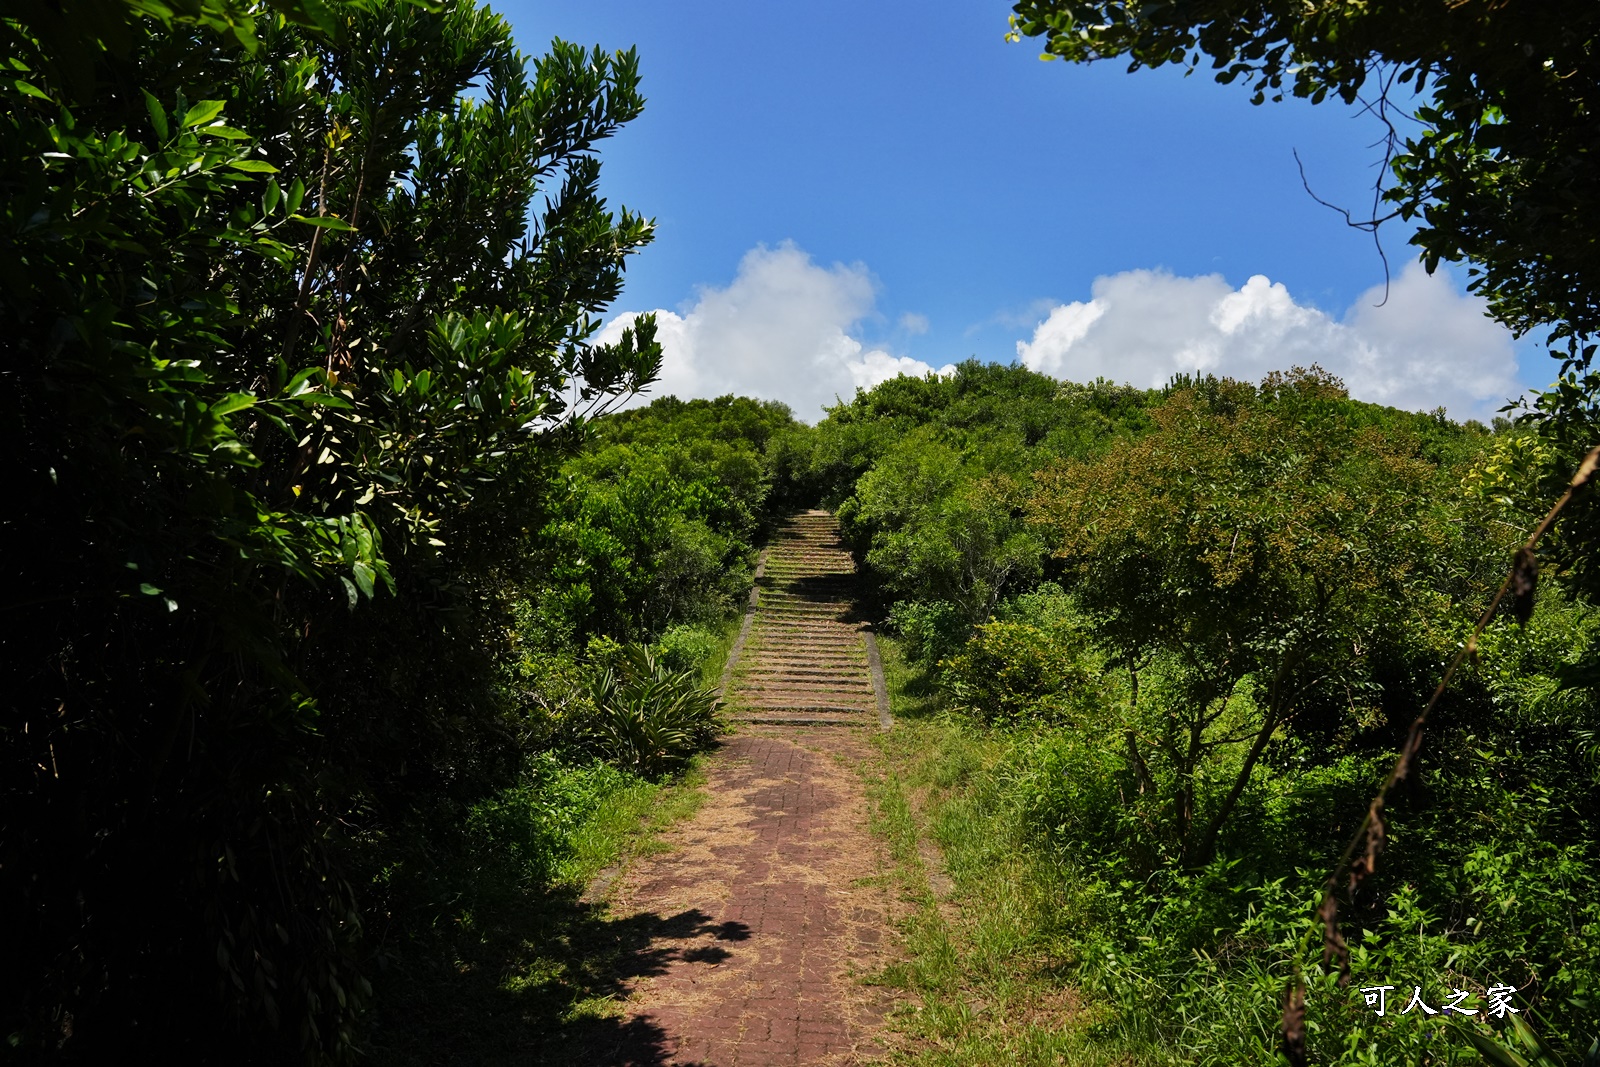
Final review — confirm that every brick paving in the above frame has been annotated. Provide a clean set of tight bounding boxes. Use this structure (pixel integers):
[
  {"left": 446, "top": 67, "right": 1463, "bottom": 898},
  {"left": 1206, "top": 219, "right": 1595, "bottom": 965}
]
[
  {"left": 581, "top": 512, "right": 896, "bottom": 1066},
  {"left": 600, "top": 729, "right": 894, "bottom": 1066}
]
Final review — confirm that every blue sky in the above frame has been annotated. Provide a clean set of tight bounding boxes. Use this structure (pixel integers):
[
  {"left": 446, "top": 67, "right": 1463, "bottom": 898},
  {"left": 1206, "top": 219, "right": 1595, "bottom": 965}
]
[{"left": 507, "top": 0, "right": 1546, "bottom": 421}]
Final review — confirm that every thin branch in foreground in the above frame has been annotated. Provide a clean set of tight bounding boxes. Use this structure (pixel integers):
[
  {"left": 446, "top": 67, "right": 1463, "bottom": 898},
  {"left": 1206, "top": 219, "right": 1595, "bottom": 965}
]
[
  {"left": 1280, "top": 444, "right": 1600, "bottom": 1067},
  {"left": 1294, "top": 148, "right": 1402, "bottom": 307}
]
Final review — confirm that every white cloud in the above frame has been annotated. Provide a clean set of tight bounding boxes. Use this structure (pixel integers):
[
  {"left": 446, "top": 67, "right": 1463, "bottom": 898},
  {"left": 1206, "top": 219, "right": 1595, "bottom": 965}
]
[
  {"left": 899, "top": 311, "right": 930, "bottom": 335},
  {"left": 598, "top": 242, "right": 953, "bottom": 422},
  {"left": 1016, "top": 263, "right": 1523, "bottom": 420}
]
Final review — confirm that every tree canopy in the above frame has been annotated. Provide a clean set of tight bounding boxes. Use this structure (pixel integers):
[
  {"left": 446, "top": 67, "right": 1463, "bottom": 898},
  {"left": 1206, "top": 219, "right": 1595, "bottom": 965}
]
[
  {"left": 1029, "top": 368, "right": 1493, "bottom": 865},
  {"left": 1008, "top": 0, "right": 1600, "bottom": 353},
  {"left": 1, "top": 0, "right": 659, "bottom": 1056}
]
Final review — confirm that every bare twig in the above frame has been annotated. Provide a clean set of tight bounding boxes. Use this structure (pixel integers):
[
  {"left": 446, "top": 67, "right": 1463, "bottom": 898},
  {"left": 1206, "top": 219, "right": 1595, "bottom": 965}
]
[
  {"left": 1293, "top": 61, "right": 1429, "bottom": 309},
  {"left": 282, "top": 139, "right": 334, "bottom": 368},
  {"left": 1294, "top": 149, "right": 1401, "bottom": 306}
]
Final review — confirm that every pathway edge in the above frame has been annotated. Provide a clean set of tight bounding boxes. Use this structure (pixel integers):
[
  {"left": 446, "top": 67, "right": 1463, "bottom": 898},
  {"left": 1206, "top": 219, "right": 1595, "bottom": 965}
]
[
  {"left": 717, "top": 547, "right": 767, "bottom": 700},
  {"left": 864, "top": 629, "right": 894, "bottom": 732}
]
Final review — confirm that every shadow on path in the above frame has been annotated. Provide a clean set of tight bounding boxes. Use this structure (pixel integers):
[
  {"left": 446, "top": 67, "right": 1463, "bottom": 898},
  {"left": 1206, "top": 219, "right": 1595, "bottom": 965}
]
[{"left": 364, "top": 882, "right": 749, "bottom": 1066}]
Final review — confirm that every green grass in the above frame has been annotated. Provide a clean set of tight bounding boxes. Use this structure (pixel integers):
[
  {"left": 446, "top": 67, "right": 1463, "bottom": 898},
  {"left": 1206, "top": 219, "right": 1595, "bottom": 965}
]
[
  {"left": 362, "top": 760, "right": 708, "bottom": 1064},
  {"left": 875, "top": 631, "right": 945, "bottom": 721},
  {"left": 864, "top": 636, "right": 1141, "bottom": 1067},
  {"left": 561, "top": 761, "right": 708, "bottom": 885},
  {"left": 698, "top": 609, "right": 746, "bottom": 693}
]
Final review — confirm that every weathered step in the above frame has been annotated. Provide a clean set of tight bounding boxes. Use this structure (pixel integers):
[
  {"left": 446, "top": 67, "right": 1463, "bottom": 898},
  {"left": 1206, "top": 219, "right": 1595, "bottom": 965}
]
[
  {"left": 750, "top": 635, "right": 861, "bottom": 644},
  {"left": 757, "top": 616, "right": 858, "bottom": 626},
  {"left": 764, "top": 562, "right": 852, "bottom": 569},
  {"left": 737, "top": 675, "right": 870, "bottom": 686},
  {"left": 740, "top": 662, "right": 865, "bottom": 672},
  {"left": 735, "top": 700, "right": 874, "bottom": 714},
  {"left": 751, "top": 628, "right": 861, "bottom": 638},
  {"left": 733, "top": 713, "right": 869, "bottom": 726},
  {"left": 750, "top": 644, "right": 863, "bottom": 656},
  {"left": 736, "top": 694, "right": 876, "bottom": 710},
  {"left": 722, "top": 509, "right": 889, "bottom": 732},
  {"left": 738, "top": 688, "right": 873, "bottom": 701},
  {"left": 757, "top": 609, "right": 855, "bottom": 620},
  {"left": 758, "top": 606, "right": 853, "bottom": 616},
  {"left": 739, "top": 671, "right": 870, "bottom": 681},
  {"left": 743, "top": 674, "right": 867, "bottom": 685},
  {"left": 749, "top": 644, "right": 861, "bottom": 652}
]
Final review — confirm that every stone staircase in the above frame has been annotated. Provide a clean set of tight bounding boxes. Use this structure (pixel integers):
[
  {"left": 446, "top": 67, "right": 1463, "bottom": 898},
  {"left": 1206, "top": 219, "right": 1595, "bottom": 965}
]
[{"left": 723, "top": 511, "right": 889, "bottom": 728}]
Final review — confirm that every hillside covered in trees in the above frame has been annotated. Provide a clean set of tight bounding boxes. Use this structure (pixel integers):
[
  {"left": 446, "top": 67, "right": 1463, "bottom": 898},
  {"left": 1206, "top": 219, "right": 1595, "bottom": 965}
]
[
  {"left": 790, "top": 362, "right": 1600, "bottom": 1066},
  {"left": 5, "top": 0, "right": 1600, "bottom": 1063}
]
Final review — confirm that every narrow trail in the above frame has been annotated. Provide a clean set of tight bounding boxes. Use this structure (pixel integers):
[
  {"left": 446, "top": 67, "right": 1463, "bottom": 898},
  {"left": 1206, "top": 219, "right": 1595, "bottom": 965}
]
[{"left": 590, "top": 512, "right": 899, "bottom": 1066}]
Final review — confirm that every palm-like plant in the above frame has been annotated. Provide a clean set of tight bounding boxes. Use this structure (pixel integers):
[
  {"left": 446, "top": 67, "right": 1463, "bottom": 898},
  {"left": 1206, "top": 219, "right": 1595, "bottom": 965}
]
[{"left": 582, "top": 644, "right": 724, "bottom": 777}]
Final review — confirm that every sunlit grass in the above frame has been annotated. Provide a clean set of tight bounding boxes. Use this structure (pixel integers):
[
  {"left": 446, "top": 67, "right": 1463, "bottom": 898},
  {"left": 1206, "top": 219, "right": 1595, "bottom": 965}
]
[
  {"left": 559, "top": 760, "right": 707, "bottom": 888},
  {"left": 865, "top": 636, "right": 1150, "bottom": 1067}
]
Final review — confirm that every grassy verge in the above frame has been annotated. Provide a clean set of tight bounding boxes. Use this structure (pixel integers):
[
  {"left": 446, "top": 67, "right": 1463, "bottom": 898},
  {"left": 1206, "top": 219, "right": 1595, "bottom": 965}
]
[
  {"left": 560, "top": 763, "right": 706, "bottom": 888},
  {"left": 865, "top": 636, "right": 1135, "bottom": 1067},
  {"left": 698, "top": 608, "right": 747, "bottom": 693},
  {"left": 363, "top": 762, "right": 708, "bottom": 1064}
]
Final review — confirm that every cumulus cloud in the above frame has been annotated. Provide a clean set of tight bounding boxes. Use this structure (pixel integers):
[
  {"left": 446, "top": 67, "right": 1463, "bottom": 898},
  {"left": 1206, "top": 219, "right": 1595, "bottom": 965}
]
[
  {"left": 1016, "top": 263, "right": 1523, "bottom": 420},
  {"left": 598, "top": 242, "right": 953, "bottom": 422}
]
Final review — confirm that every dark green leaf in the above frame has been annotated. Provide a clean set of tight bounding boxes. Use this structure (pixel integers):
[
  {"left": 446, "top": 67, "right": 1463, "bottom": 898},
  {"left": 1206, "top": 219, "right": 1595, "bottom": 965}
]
[{"left": 290, "top": 213, "right": 355, "bottom": 231}]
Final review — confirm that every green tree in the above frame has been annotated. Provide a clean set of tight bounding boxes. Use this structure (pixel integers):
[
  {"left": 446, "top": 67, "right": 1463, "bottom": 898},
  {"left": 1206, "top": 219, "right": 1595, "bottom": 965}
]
[
  {"left": 1008, "top": 0, "right": 1600, "bottom": 597},
  {"left": 843, "top": 426, "right": 1044, "bottom": 637},
  {"left": 1028, "top": 369, "right": 1487, "bottom": 866},
  {"left": 524, "top": 395, "right": 798, "bottom": 645},
  {"left": 0, "top": 0, "right": 658, "bottom": 1057},
  {"left": 809, "top": 362, "right": 1154, "bottom": 658}
]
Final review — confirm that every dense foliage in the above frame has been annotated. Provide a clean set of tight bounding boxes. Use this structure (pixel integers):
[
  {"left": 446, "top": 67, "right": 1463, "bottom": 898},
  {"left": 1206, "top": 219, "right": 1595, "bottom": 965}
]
[
  {"left": 787, "top": 360, "right": 1152, "bottom": 660},
  {"left": 6, "top": 0, "right": 1596, "bottom": 1060},
  {"left": 530, "top": 395, "right": 798, "bottom": 644},
  {"left": 0, "top": 0, "right": 799, "bottom": 1058},
  {"left": 810, "top": 364, "right": 1600, "bottom": 1064},
  {"left": 1007, "top": 0, "right": 1600, "bottom": 622}
]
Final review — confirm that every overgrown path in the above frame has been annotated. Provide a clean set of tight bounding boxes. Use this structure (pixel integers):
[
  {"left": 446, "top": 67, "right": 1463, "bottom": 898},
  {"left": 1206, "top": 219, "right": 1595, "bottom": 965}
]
[{"left": 592, "top": 512, "right": 898, "bottom": 1065}]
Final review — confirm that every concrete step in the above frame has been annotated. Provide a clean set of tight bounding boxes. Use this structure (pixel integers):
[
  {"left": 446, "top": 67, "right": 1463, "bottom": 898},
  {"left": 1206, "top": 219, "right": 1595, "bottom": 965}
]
[
  {"left": 733, "top": 713, "right": 869, "bottom": 726},
  {"left": 740, "top": 666, "right": 865, "bottom": 678},
  {"left": 735, "top": 700, "right": 874, "bottom": 714},
  {"left": 723, "top": 511, "right": 888, "bottom": 731}
]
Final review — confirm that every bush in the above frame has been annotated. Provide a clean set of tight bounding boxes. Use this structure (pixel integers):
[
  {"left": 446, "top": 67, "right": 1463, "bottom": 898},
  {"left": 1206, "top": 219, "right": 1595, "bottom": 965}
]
[
  {"left": 653, "top": 623, "right": 719, "bottom": 675},
  {"left": 941, "top": 620, "right": 1099, "bottom": 725},
  {"left": 578, "top": 645, "right": 723, "bottom": 777},
  {"left": 464, "top": 754, "right": 635, "bottom": 891},
  {"left": 888, "top": 599, "right": 969, "bottom": 666}
]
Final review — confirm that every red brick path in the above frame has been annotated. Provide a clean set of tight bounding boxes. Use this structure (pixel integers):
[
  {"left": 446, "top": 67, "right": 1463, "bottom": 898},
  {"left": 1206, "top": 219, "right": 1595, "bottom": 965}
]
[{"left": 603, "top": 729, "right": 894, "bottom": 1066}]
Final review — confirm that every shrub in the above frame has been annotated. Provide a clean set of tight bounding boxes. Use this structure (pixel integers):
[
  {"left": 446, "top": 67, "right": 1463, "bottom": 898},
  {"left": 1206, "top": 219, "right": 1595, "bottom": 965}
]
[
  {"left": 941, "top": 620, "right": 1098, "bottom": 725},
  {"left": 578, "top": 644, "right": 723, "bottom": 777},
  {"left": 464, "top": 754, "right": 634, "bottom": 891},
  {"left": 653, "top": 623, "right": 719, "bottom": 675},
  {"left": 888, "top": 598, "right": 969, "bottom": 666}
]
